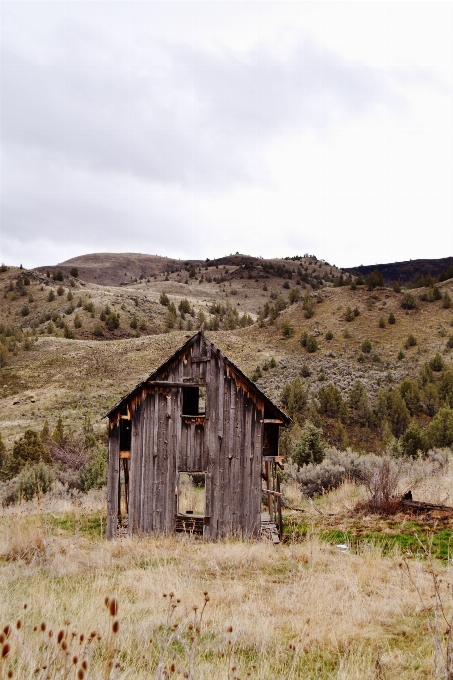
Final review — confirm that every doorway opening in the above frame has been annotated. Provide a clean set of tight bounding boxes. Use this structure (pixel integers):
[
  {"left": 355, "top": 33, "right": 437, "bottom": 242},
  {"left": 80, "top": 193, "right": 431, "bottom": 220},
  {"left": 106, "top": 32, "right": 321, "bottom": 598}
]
[{"left": 177, "top": 472, "right": 206, "bottom": 516}]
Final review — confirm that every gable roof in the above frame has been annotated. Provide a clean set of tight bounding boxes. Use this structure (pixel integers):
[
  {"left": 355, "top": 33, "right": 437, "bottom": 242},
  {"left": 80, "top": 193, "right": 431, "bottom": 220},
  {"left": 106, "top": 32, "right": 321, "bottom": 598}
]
[{"left": 105, "top": 330, "right": 290, "bottom": 424}]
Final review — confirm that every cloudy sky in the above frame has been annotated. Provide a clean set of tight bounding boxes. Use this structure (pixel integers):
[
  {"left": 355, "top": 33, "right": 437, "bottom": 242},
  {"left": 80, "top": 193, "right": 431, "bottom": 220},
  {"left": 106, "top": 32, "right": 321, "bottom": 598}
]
[{"left": 1, "top": 1, "right": 452, "bottom": 269}]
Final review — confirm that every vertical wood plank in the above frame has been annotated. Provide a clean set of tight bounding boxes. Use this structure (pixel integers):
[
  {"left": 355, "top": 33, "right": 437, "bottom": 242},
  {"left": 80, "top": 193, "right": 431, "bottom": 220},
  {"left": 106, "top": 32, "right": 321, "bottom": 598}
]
[
  {"left": 151, "top": 389, "right": 159, "bottom": 532},
  {"left": 107, "top": 421, "right": 120, "bottom": 539},
  {"left": 219, "top": 373, "right": 231, "bottom": 537},
  {"left": 204, "top": 344, "right": 217, "bottom": 540},
  {"left": 129, "top": 397, "right": 144, "bottom": 534},
  {"left": 243, "top": 398, "right": 252, "bottom": 536},
  {"left": 140, "top": 394, "right": 149, "bottom": 532}
]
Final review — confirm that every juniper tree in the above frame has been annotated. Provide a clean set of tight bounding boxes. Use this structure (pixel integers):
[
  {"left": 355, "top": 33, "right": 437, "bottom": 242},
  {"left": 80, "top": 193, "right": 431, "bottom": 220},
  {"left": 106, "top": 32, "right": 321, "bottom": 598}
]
[
  {"left": 40, "top": 420, "right": 50, "bottom": 441},
  {"left": 348, "top": 380, "right": 371, "bottom": 426},
  {"left": 280, "top": 379, "right": 307, "bottom": 423},
  {"left": 52, "top": 416, "right": 65, "bottom": 446},
  {"left": 1, "top": 430, "right": 52, "bottom": 480},
  {"left": 399, "top": 379, "right": 420, "bottom": 416},
  {"left": 425, "top": 406, "right": 453, "bottom": 449},
  {"left": 292, "top": 420, "right": 325, "bottom": 468}
]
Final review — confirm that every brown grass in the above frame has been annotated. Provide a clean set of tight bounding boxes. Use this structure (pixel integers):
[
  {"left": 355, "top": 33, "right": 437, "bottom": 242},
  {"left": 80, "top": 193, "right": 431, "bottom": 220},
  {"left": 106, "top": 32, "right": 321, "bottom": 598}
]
[{"left": 0, "top": 489, "right": 449, "bottom": 678}]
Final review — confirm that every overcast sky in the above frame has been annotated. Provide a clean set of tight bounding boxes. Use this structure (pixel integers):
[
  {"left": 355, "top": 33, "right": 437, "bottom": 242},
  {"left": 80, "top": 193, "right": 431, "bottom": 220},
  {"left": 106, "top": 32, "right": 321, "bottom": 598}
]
[{"left": 1, "top": 1, "right": 452, "bottom": 269}]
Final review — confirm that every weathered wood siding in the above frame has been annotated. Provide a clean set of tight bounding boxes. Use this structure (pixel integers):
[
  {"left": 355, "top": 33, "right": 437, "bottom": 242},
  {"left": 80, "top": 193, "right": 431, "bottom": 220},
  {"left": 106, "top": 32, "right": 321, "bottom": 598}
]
[
  {"left": 107, "top": 421, "right": 120, "bottom": 539},
  {"left": 109, "top": 332, "right": 266, "bottom": 540}
]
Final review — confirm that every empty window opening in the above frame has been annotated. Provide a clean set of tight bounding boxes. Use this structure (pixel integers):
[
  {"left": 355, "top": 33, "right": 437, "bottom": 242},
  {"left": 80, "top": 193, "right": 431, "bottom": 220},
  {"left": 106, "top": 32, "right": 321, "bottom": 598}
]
[
  {"left": 120, "top": 419, "right": 132, "bottom": 452},
  {"left": 182, "top": 387, "right": 206, "bottom": 415},
  {"left": 177, "top": 472, "right": 205, "bottom": 516},
  {"left": 118, "top": 458, "right": 129, "bottom": 519},
  {"left": 263, "top": 424, "right": 279, "bottom": 456}
]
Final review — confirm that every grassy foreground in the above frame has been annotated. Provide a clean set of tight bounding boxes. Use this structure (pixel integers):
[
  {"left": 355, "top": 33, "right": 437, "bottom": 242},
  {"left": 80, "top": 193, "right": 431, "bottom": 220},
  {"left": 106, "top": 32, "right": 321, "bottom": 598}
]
[{"left": 0, "top": 489, "right": 450, "bottom": 679}]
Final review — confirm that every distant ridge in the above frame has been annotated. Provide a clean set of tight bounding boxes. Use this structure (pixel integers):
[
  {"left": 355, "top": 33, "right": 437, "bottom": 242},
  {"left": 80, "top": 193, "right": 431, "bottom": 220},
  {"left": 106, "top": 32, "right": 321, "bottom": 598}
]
[
  {"left": 35, "top": 252, "right": 334, "bottom": 287},
  {"left": 346, "top": 256, "right": 453, "bottom": 286}
]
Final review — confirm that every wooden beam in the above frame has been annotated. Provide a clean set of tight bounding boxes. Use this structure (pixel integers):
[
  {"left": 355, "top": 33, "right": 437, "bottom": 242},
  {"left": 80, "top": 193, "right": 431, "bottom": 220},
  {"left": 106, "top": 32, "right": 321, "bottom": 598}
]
[
  {"left": 261, "top": 419, "right": 284, "bottom": 424},
  {"left": 147, "top": 381, "right": 207, "bottom": 387},
  {"left": 262, "top": 489, "right": 283, "bottom": 497}
]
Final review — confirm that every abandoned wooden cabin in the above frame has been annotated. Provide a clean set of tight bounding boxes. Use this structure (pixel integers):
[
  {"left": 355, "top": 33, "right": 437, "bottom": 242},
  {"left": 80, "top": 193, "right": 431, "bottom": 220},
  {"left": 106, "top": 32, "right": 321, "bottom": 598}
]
[{"left": 106, "top": 330, "right": 290, "bottom": 541}]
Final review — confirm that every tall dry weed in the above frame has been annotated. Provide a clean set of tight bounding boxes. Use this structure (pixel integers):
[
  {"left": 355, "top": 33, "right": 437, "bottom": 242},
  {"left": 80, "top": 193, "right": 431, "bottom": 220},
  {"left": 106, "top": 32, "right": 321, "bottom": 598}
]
[{"left": 0, "top": 520, "right": 47, "bottom": 563}]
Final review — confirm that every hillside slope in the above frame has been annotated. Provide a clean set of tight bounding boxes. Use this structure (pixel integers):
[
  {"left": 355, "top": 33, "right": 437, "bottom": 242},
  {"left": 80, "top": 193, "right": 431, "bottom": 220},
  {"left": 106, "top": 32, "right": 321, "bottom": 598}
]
[
  {"left": 37, "top": 252, "right": 341, "bottom": 287},
  {"left": 1, "top": 255, "right": 453, "bottom": 454},
  {"left": 347, "top": 256, "right": 453, "bottom": 285}
]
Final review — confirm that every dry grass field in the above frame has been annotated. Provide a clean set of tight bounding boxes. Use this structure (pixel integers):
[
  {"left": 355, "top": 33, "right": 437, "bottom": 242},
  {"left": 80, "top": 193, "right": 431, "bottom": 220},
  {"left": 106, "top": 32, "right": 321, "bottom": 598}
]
[{"left": 1, "top": 471, "right": 453, "bottom": 679}]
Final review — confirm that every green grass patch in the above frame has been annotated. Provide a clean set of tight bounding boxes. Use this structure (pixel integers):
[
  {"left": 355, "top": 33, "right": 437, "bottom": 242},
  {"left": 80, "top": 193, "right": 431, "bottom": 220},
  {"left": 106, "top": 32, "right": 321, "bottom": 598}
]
[
  {"left": 50, "top": 510, "right": 107, "bottom": 539},
  {"left": 283, "top": 514, "right": 453, "bottom": 561}
]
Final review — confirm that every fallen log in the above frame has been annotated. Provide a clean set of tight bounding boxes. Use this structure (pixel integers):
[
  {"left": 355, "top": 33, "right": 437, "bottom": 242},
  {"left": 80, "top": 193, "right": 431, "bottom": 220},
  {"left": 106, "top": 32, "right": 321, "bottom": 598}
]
[{"left": 401, "top": 499, "right": 453, "bottom": 512}]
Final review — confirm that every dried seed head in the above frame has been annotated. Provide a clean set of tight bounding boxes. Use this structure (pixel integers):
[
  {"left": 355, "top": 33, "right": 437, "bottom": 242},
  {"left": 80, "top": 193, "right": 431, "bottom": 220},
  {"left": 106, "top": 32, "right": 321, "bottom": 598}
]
[
  {"left": 79, "top": 634, "right": 84, "bottom": 643},
  {"left": 163, "top": 593, "right": 167, "bottom": 598},
  {"left": 57, "top": 630, "right": 65, "bottom": 645},
  {"left": 176, "top": 599, "right": 181, "bottom": 604},
  {"left": 48, "top": 631, "right": 53, "bottom": 638},
  {"left": 61, "top": 641, "right": 67, "bottom": 651},
  {"left": 23, "top": 603, "right": 28, "bottom": 610},
  {"left": 40, "top": 622, "right": 46, "bottom": 632},
  {"left": 7, "top": 670, "right": 13, "bottom": 678},
  {"left": 112, "top": 620, "right": 119, "bottom": 635},
  {"left": 227, "top": 626, "right": 233, "bottom": 633},
  {"left": 169, "top": 592, "right": 174, "bottom": 598},
  {"left": 82, "top": 660, "right": 88, "bottom": 671},
  {"left": 205, "top": 595, "right": 210, "bottom": 602},
  {"left": 109, "top": 599, "right": 118, "bottom": 617},
  {"left": 33, "top": 626, "right": 37, "bottom": 632},
  {"left": 195, "top": 626, "right": 200, "bottom": 634},
  {"left": 0, "top": 635, "right": 4, "bottom": 645},
  {"left": 149, "top": 638, "right": 153, "bottom": 644},
  {"left": 77, "top": 670, "right": 85, "bottom": 680},
  {"left": 170, "top": 663, "right": 176, "bottom": 672},
  {"left": 3, "top": 626, "right": 11, "bottom": 639},
  {"left": 104, "top": 597, "right": 110, "bottom": 608},
  {"left": 2, "top": 643, "right": 11, "bottom": 658},
  {"left": 72, "top": 656, "right": 78, "bottom": 665},
  {"left": 188, "top": 624, "right": 193, "bottom": 631},
  {"left": 90, "top": 632, "right": 96, "bottom": 638},
  {"left": 203, "top": 591, "right": 208, "bottom": 596},
  {"left": 16, "top": 620, "right": 21, "bottom": 630}
]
